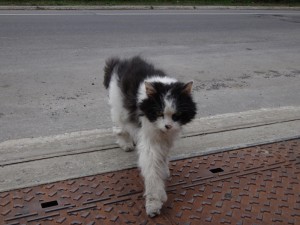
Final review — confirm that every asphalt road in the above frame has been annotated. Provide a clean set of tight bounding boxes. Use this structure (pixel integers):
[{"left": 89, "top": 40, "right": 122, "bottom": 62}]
[{"left": 0, "top": 9, "right": 300, "bottom": 142}]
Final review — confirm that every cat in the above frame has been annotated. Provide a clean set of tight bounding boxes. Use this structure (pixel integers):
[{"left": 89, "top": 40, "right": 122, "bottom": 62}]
[{"left": 103, "top": 56, "right": 197, "bottom": 217}]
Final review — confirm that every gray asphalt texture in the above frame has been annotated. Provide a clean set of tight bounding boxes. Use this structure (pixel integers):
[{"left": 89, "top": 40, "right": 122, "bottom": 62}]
[{"left": 0, "top": 10, "right": 300, "bottom": 142}]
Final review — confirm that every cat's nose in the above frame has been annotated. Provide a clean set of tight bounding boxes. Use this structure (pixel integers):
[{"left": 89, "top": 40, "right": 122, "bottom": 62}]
[{"left": 165, "top": 125, "right": 172, "bottom": 130}]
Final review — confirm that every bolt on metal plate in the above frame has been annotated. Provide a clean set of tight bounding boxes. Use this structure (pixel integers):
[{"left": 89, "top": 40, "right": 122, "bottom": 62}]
[{"left": 1, "top": 139, "right": 300, "bottom": 224}]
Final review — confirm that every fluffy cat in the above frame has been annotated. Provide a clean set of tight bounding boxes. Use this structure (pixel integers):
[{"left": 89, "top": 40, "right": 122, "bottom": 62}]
[{"left": 103, "top": 56, "right": 196, "bottom": 217}]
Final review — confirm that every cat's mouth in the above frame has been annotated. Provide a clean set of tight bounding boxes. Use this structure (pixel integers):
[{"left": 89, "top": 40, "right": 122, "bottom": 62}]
[
  {"left": 160, "top": 128, "right": 174, "bottom": 134},
  {"left": 159, "top": 129, "right": 168, "bottom": 134}
]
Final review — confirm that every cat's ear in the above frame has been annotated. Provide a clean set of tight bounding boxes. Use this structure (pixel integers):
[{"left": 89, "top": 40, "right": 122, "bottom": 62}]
[
  {"left": 182, "top": 81, "right": 193, "bottom": 95},
  {"left": 144, "top": 82, "right": 156, "bottom": 97}
]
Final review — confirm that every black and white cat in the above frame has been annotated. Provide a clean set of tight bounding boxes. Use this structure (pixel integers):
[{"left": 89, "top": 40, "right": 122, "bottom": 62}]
[{"left": 103, "top": 56, "right": 196, "bottom": 217}]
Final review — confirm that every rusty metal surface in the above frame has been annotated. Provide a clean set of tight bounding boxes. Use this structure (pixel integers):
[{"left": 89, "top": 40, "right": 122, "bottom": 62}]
[{"left": 1, "top": 139, "right": 300, "bottom": 225}]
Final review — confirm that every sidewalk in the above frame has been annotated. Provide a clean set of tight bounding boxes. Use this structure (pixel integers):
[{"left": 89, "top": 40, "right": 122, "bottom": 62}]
[
  {"left": 0, "top": 135, "right": 299, "bottom": 224},
  {"left": 0, "top": 106, "right": 300, "bottom": 192}
]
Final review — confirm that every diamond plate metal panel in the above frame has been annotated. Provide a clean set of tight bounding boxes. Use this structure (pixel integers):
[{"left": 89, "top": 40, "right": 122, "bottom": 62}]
[{"left": 1, "top": 139, "right": 299, "bottom": 224}]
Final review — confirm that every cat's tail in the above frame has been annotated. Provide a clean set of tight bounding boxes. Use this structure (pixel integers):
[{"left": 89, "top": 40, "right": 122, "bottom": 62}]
[{"left": 103, "top": 57, "right": 120, "bottom": 89}]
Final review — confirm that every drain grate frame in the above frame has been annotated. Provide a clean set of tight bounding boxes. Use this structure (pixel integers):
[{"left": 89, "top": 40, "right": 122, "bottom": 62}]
[{"left": 1, "top": 139, "right": 300, "bottom": 224}]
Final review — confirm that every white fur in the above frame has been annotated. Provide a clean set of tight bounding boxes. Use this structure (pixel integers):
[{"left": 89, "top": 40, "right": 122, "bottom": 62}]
[
  {"left": 108, "top": 75, "right": 181, "bottom": 217},
  {"left": 138, "top": 116, "right": 180, "bottom": 217},
  {"left": 154, "top": 96, "right": 180, "bottom": 133},
  {"left": 137, "top": 76, "right": 177, "bottom": 102},
  {"left": 145, "top": 76, "right": 177, "bottom": 84},
  {"left": 108, "top": 73, "right": 138, "bottom": 151}
]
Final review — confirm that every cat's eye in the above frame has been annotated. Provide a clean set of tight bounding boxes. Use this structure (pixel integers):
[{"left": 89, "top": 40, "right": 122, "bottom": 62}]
[
  {"left": 157, "top": 112, "right": 164, "bottom": 117},
  {"left": 175, "top": 112, "right": 182, "bottom": 116},
  {"left": 172, "top": 112, "right": 182, "bottom": 121}
]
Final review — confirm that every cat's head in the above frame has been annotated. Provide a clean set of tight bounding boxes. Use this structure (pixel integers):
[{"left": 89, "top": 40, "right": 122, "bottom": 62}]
[{"left": 138, "top": 80, "right": 197, "bottom": 133}]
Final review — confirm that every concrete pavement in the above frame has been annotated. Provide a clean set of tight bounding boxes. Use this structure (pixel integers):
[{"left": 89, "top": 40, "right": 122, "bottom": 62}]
[{"left": 1, "top": 106, "right": 300, "bottom": 192}]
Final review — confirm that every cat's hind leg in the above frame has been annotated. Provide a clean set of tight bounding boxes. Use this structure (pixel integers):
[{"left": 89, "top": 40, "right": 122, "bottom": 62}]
[
  {"left": 110, "top": 103, "right": 135, "bottom": 152},
  {"left": 108, "top": 75, "right": 136, "bottom": 152}
]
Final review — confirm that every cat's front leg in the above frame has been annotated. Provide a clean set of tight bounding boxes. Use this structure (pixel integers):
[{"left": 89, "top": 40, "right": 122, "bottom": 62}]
[
  {"left": 138, "top": 143, "right": 168, "bottom": 217},
  {"left": 165, "top": 158, "right": 170, "bottom": 179},
  {"left": 113, "top": 126, "right": 135, "bottom": 152},
  {"left": 144, "top": 171, "right": 167, "bottom": 217}
]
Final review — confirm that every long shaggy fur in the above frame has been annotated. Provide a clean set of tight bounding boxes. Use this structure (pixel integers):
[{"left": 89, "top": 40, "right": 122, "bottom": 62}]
[{"left": 103, "top": 56, "right": 197, "bottom": 217}]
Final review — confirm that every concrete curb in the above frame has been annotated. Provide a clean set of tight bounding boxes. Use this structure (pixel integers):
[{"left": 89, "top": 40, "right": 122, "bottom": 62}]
[
  {"left": 1, "top": 106, "right": 299, "bottom": 166},
  {"left": 0, "top": 106, "right": 300, "bottom": 192},
  {"left": 0, "top": 5, "right": 300, "bottom": 10}
]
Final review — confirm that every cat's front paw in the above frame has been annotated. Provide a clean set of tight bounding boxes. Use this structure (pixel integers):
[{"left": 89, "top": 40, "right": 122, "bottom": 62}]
[
  {"left": 117, "top": 140, "right": 135, "bottom": 152},
  {"left": 146, "top": 198, "right": 163, "bottom": 217},
  {"left": 121, "top": 144, "right": 135, "bottom": 152}
]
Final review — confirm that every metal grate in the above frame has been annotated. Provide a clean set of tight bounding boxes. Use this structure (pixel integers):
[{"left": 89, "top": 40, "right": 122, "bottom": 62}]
[{"left": 1, "top": 139, "right": 299, "bottom": 224}]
